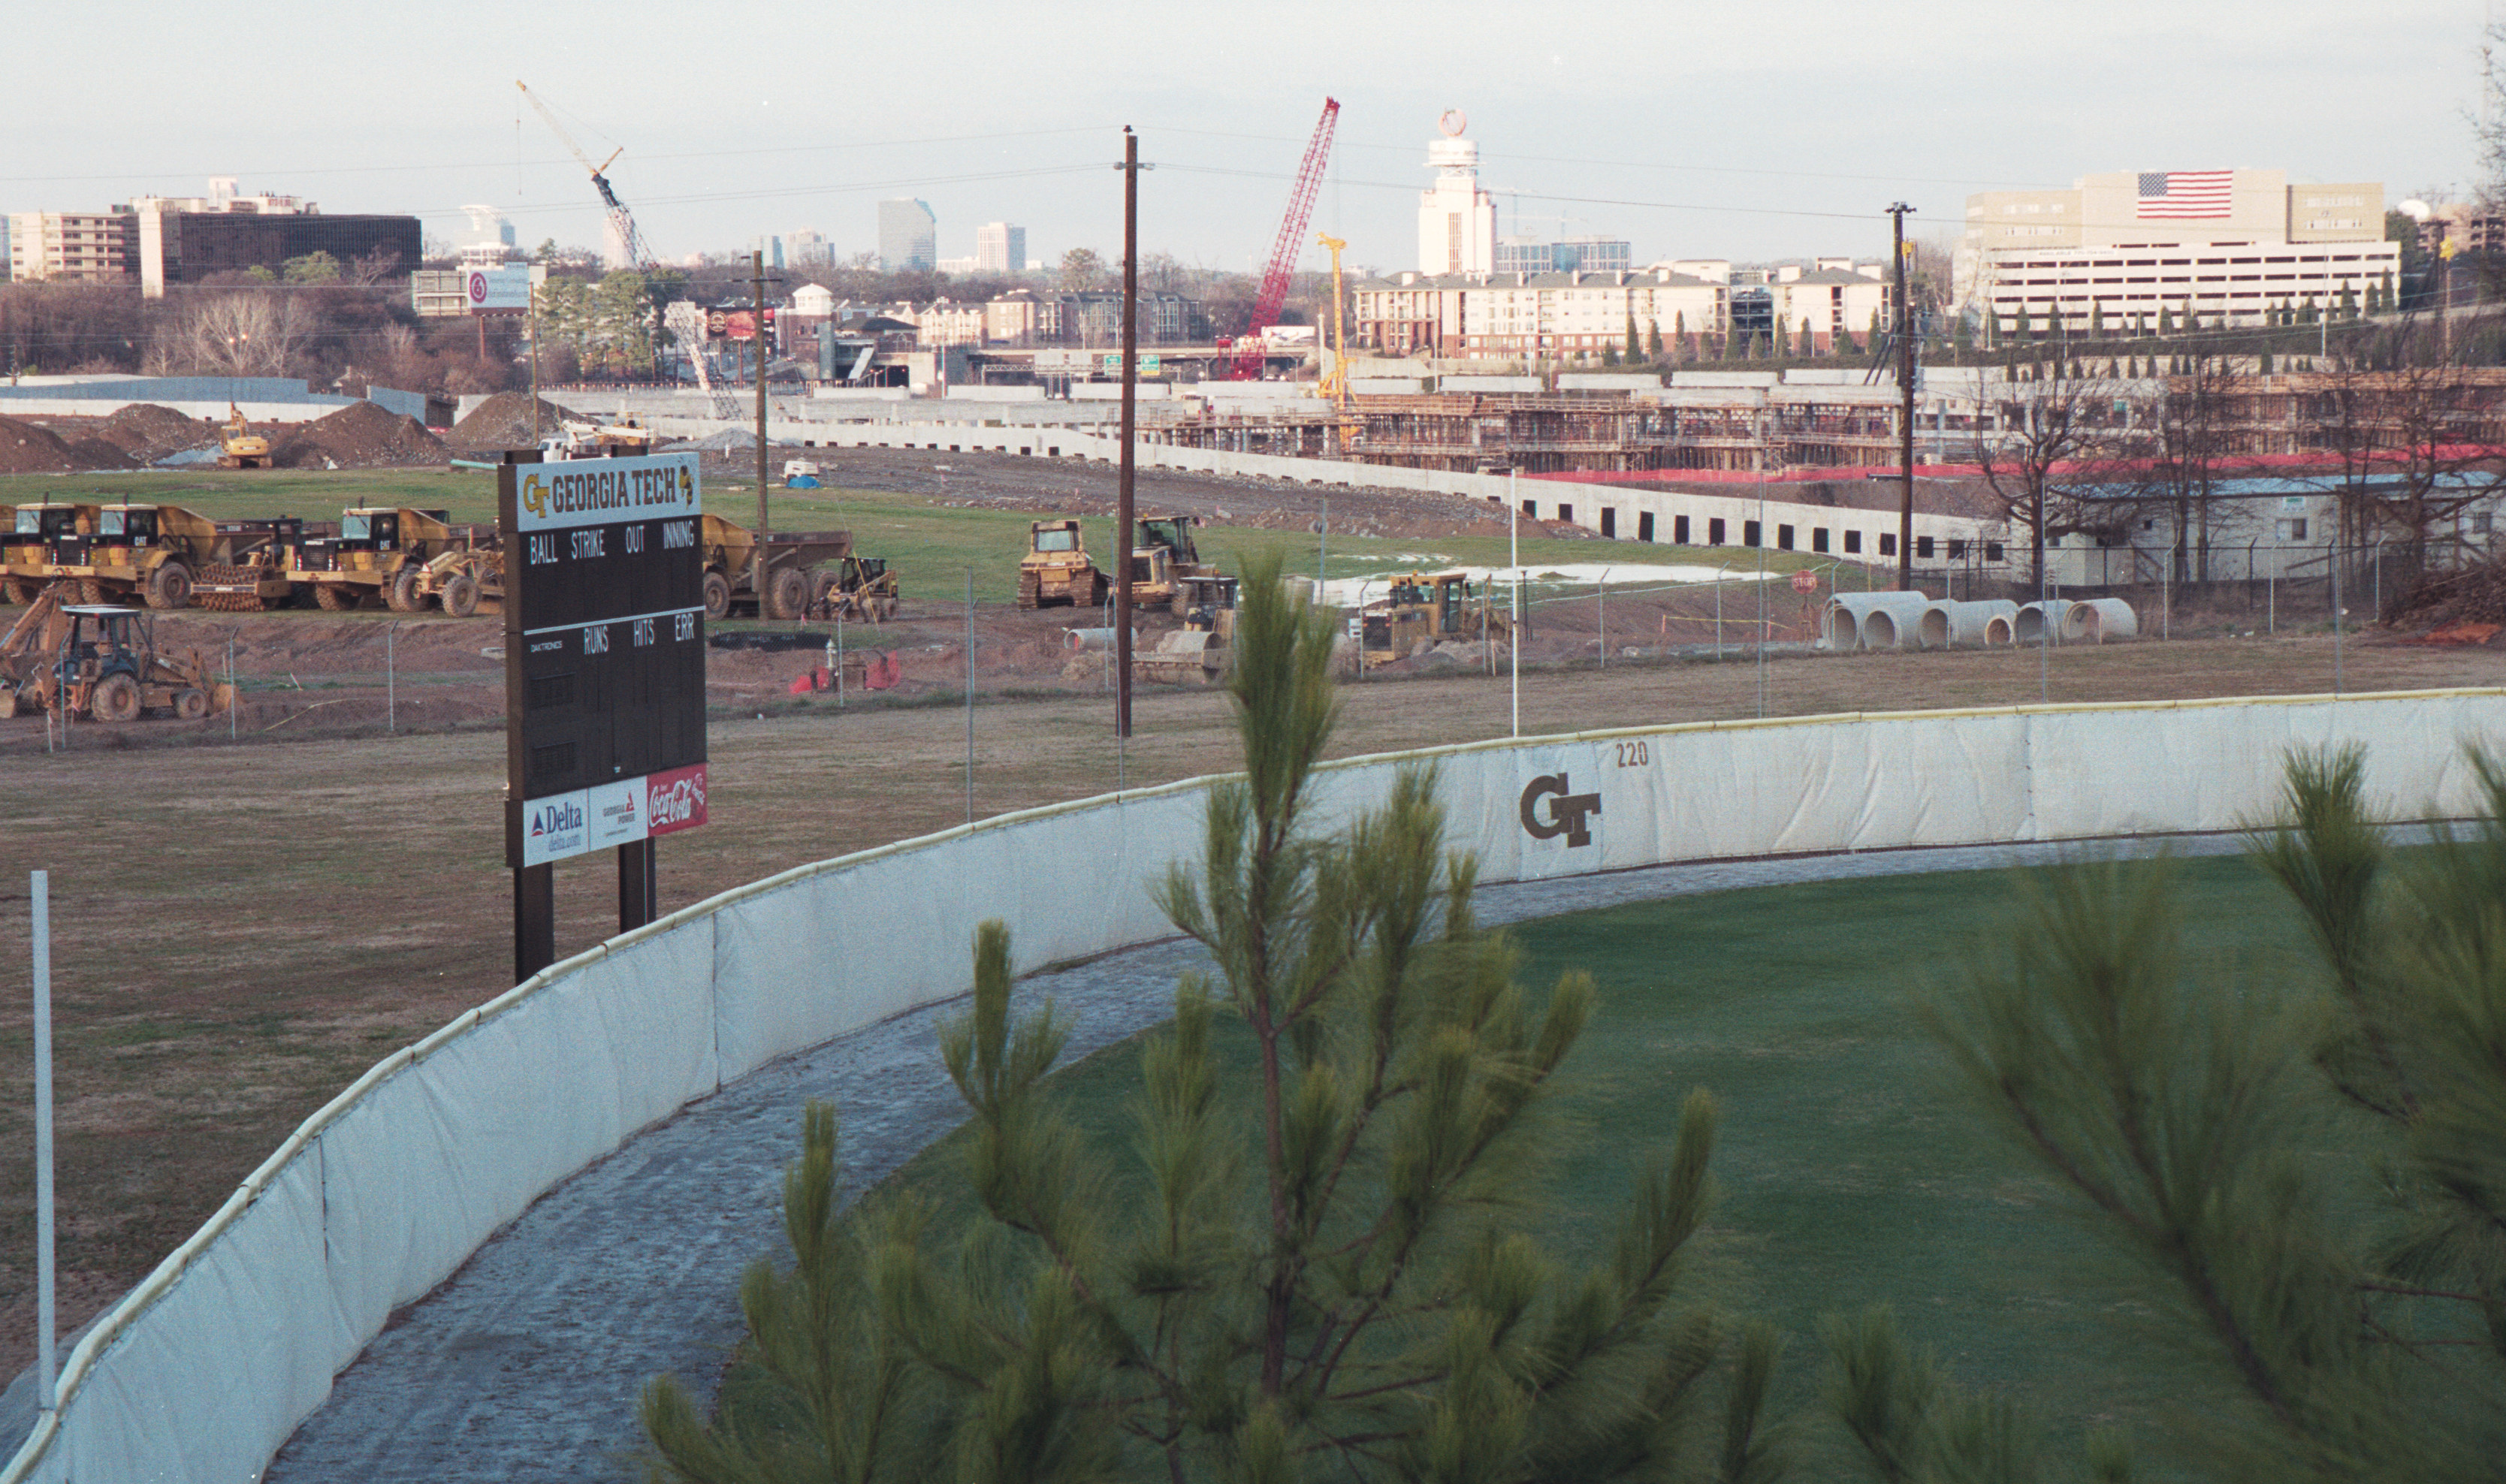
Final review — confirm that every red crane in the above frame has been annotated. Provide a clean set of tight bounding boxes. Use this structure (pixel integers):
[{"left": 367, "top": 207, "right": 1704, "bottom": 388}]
[{"left": 1231, "top": 98, "right": 1340, "bottom": 380}]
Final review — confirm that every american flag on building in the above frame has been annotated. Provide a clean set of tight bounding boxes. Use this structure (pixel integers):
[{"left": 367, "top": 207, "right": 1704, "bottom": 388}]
[{"left": 2136, "top": 170, "right": 2233, "bottom": 219}]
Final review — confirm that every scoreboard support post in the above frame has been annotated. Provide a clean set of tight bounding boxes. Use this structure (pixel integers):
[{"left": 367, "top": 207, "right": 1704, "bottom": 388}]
[
  {"left": 617, "top": 837, "right": 657, "bottom": 931},
  {"left": 500, "top": 448, "right": 711, "bottom": 984}
]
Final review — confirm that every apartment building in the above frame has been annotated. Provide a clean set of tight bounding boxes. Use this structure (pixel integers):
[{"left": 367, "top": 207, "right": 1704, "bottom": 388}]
[
  {"left": 7, "top": 212, "right": 138, "bottom": 282},
  {"left": 1351, "top": 261, "right": 1888, "bottom": 360},
  {"left": 1955, "top": 169, "right": 2399, "bottom": 333}
]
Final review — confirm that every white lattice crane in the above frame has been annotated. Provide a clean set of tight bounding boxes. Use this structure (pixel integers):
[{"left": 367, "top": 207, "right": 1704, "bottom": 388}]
[{"left": 516, "top": 80, "right": 740, "bottom": 417}]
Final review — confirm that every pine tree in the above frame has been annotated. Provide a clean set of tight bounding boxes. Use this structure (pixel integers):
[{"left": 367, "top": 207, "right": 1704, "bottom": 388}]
[
  {"left": 1647, "top": 318, "right": 1664, "bottom": 362},
  {"left": 2014, "top": 303, "right": 2033, "bottom": 342},
  {"left": 2341, "top": 282, "right": 2361, "bottom": 319},
  {"left": 2089, "top": 301, "right": 2105, "bottom": 339},
  {"left": 2158, "top": 306, "right": 2174, "bottom": 338},
  {"left": 644, "top": 560, "right": 1777, "bottom": 1484},
  {"left": 1918, "top": 748, "right": 2506, "bottom": 1482},
  {"left": 1626, "top": 310, "right": 1641, "bottom": 362}
]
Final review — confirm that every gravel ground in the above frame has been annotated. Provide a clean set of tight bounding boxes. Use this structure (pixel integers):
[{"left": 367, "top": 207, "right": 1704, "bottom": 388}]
[{"left": 16, "top": 835, "right": 2254, "bottom": 1481}]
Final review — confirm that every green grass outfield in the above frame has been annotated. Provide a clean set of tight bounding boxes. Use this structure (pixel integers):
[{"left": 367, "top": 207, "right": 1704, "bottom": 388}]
[
  {"left": 0, "top": 468, "right": 1844, "bottom": 611},
  {"left": 896, "top": 854, "right": 2311, "bottom": 1467}
]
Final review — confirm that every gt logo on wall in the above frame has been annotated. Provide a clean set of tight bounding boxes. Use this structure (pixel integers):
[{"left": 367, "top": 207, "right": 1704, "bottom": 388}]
[{"left": 1519, "top": 773, "right": 1602, "bottom": 848}]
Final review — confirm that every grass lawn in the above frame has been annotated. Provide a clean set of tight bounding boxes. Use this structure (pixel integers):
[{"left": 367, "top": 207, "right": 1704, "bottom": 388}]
[{"left": 887, "top": 853, "right": 2311, "bottom": 1470}]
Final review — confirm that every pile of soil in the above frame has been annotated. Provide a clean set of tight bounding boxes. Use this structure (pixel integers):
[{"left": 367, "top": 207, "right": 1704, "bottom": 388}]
[
  {"left": 2387, "top": 557, "right": 2506, "bottom": 638},
  {"left": 95, "top": 403, "right": 216, "bottom": 463},
  {"left": 60, "top": 436, "right": 138, "bottom": 470},
  {"left": 270, "top": 401, "right": 448, "bottom": 469},
  {"left": 446, "top": 392, "right": 578, "bottom": 453},
  {"left": 0, "top": 413, "right": 80, "bottom": 473}
]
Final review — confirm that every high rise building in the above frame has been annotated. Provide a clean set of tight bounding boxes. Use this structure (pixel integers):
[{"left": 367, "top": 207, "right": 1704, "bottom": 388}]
[
  {"left": 976, "top": 222, "right": 1026, "bottom": 275},
  {"left": 1955, "top": 168, "right": 2400, "bottom": 333},
  {"left": 879, "top": 199, "right": 936, "bottom": 272},
  {"left": 1417, "top": 111, "right": 1496, "bottom": 276}
]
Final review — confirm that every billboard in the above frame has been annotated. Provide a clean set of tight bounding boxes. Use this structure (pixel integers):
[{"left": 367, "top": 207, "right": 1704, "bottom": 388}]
[
  {"left": 501, "top": 452, "right": 709, "bottom": 868},
  {"left": 465, "top": 265, "right": 533, "bottom": 313}
]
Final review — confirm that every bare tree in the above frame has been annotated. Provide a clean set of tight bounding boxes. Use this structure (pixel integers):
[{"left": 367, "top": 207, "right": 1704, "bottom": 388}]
[
  {"left": 156, "top": 292, "right": 320, "bottom": 378},
  {"left": 2299, "top": 357, "right": 2506, "bottom": 603},
  {"left": 1973, "top": 367, "right": 2140, "bottom": 589}
]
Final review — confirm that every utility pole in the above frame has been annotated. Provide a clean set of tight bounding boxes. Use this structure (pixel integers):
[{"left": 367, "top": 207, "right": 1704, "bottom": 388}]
[
  {"left": 1889, "top": 203, "right": 1916, "bottom": 592},
  {"left": 1115, "top": 128, "right": 1141, "bottom": 738},
  {"left": 751, "top": 250, "right": 771, "bottom": 611}
]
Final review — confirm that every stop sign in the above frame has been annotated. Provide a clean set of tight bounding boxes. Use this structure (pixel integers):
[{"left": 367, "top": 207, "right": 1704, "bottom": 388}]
[{"left": 1790, "top": 570, "right": 1819, "bottom": 595}]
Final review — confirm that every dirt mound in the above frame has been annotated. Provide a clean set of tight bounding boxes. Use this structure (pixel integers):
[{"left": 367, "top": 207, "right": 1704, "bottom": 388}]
[
  {"left": 270, "top": 400, "right": 448, "bottom": 469},
  {"left": 447, "top": 392, "right": 578, "bottom": 453},
  {"left": 0, "top": 414, "right": 79, "bottom": 473},
  {"left": 95, "top": 403, "right": 216, "bottom": 463},
  {"left": 2389, "top": 557, "right": 2506, "bottom": 634},
  {"left": 62, "top": 436, "right": 139, "bottom": 470}
]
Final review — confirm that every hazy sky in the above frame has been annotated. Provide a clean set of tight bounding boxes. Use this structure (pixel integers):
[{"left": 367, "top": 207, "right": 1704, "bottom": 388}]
[{"left": 3, "top": 1, "right": 2489, "bottom": 276}]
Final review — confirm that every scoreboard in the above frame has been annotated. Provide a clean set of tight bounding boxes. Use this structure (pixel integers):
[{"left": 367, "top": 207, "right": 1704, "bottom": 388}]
[{"left": 500, "top": 453, "right": 710, "bottom": 870}]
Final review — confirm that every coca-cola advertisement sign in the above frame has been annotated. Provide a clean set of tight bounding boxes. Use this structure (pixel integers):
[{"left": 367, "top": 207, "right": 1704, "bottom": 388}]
[{"left": 646, "top": 763, "right": 709, "bottom": 837}]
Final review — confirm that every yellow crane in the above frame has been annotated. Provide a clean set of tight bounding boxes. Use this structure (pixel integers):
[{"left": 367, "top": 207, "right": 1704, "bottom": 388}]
[{"left": 1316, "top": 232, "right": 1353, "bottom": 410}]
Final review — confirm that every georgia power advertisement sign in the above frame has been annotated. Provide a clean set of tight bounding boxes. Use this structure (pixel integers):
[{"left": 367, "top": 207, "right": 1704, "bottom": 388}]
[{"left": 520, "top": 763, "right": 710, "bottom": 867}]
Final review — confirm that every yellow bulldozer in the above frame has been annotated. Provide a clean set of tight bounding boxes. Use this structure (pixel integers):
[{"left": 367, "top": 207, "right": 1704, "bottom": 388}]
[
  {"left": 217, "top": 405, "right": 272, "bottom": 469},
  {"left": 1357, "top": 570, "right": 1508, "bottom": 667},
  {"left": 1018, "top": 518, "right": 1109, "bottom": 610}
]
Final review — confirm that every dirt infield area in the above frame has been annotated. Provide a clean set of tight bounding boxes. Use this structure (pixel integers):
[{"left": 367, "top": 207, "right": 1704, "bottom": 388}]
[{"left": 0, "top": 619, "right": 2498, "bottom": 1380}]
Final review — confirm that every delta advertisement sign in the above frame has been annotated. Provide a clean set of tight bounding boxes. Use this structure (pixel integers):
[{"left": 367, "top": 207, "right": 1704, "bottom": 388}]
[{"left": 520, "top": 763, "right": 708, "bottom": 867}]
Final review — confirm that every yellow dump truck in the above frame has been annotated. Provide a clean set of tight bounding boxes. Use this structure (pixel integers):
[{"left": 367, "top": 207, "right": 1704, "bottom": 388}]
[
  {"left": 3, "top": 503, "right": 99, "bottom": 605},
  {"left": 699, "top": 514, "right": 856, "bottom": 621},
  {"left": 291, "top": 507, "right": 500, "bottom": 616}
]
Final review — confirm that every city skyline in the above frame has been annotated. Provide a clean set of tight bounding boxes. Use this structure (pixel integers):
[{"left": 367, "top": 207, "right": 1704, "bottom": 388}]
[{"left": 0, "top": 1, "right": 2488, "bottom": 278}]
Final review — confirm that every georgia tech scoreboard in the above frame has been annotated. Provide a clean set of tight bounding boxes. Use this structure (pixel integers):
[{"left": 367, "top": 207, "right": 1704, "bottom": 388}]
[{"left": 500, "top": 453, "right": 709, "bottom": 868}]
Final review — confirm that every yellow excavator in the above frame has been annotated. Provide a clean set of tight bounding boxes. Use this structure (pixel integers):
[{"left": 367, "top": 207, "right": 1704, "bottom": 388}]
[{"left": 217, "top": 405, "right": 272, "bottom": 469}]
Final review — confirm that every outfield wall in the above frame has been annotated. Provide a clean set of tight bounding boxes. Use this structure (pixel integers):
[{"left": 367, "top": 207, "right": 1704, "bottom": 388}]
[{"left": 9, "top": 690, "right": 2503, "bottom": 1484}]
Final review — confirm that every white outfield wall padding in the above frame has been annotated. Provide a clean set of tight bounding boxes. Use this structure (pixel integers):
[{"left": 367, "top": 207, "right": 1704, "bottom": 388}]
[{"left": 9, "top": 689, "right": 2506, "bottom": 1484}]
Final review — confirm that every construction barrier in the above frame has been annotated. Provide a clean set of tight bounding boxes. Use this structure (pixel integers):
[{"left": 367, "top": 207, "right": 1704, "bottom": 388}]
[{"left": 9, "top": 689, "right": 2504, "bottom": 1484}]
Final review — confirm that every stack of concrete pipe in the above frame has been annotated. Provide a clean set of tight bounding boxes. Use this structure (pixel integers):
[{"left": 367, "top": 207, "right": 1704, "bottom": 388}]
[
  {"left": 1916, "top": 599, "right": 2021, "bottom": 650},
  {"left": 1820, "top": 591, "right": 1934, "bottom": 650}
]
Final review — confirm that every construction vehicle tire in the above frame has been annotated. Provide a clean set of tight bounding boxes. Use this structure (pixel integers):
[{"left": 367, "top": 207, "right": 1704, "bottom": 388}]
[
  {"left": 78, "top": 579, "right": 108, "bottom": 605},
  {"left": 92, "top": 674, "right": 141, "bottom": 723},
  {"left": 767, "top": 567, "right": 809, "bottom": 621},
  {"left": 2, "top": 578, "right": 32, "bottom": 605},
  {"left": 0, "top": 687, "right": 17, "bottom": 719},
  {"left": 441, "top": 572, "right": 481, "bottom": 618},
  {"left": 387, "top": 568, "right": 424, "bottom": 614},
  {"left": 1016, "top": 572, "right": 1041, "bottom": 610},
  {"left": 147, "top": 561, "right": 192, "bottom": 611},
  {"left": 702, "top": 571, "right": 732, "bottom": 621},
  {"left": 174, "top": 688, "right": 209, "bottom": 721},
  {"left": 312, "top": 583, "right": 357, "bottom": 613}
]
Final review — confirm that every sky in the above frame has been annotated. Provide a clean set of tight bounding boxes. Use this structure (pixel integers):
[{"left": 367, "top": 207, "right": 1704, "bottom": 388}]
[{"left": 2, "top": 1, "right": 2492, "bottom": 279}]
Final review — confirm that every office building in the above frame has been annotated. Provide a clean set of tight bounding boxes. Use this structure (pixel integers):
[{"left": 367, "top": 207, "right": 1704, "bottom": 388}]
[
  {"left": 976, "top": 222, "right": 1025, "bottom": 276},
  {"left": 1351, "top": 260, "right": 1886, "bottom": 360},
  {"left": 879, "top": 199, "right": 936, "bottom": 272},
  {"left": 7, "top": 182, "right": 421, "bottom": 295},
  {"left": 1955, "top": 169, "right": 2401, "bottom": 333}
]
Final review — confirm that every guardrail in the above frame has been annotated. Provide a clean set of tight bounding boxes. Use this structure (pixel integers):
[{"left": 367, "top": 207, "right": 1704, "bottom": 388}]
[{"left": 9, "top": 689, "right": 2503, "bottom": 1483}]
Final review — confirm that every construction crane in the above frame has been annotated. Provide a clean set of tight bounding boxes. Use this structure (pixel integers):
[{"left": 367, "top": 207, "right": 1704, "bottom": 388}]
[
  {"left": 1315, "top": 233, "right": 1351, "bottom": 412},
  {"left": 515, "top": 80, "right": 741, "bottom": 418},
  {"left": 1230, "top": 98, "right": 1339, "bottom": 381}
]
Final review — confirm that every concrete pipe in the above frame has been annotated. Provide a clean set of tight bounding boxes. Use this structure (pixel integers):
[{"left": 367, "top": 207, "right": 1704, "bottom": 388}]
[
  {"left": 1923, "top": 598, "right": 2018, "bottom": 650},
  {"left": 2006, "top": 601, "right": 2064, "bottom": 645},
  {"left": 1063, "top": 626, "right": 1119, "bottom": 650},
  {"left": 1822, "top": 590, "right": 1933, "bottom": 651},
  {"left": 2061, "top": 597, "right": 2139, "bottom": 644}
]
